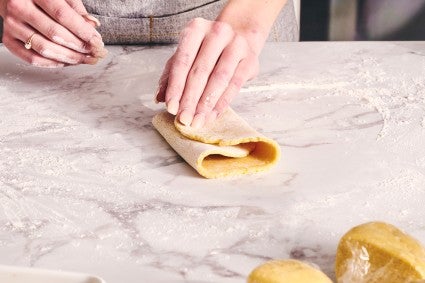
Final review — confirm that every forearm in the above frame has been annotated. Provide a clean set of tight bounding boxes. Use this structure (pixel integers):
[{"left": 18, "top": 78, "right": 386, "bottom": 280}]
[{"left": 216, "top": 0, "right": 288, "bottom": 54}]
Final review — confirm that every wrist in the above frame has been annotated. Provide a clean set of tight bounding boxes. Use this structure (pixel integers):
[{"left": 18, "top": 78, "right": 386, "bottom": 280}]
[
  {"left": 217, "top": 17, "right": 268, "bottom": 56},
  {"left": 216, "top": 0, "right": 287, "bottom": 55}
]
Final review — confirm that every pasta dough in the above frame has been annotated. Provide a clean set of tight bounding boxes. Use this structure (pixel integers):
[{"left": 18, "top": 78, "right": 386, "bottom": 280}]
[
  {"left": 247, "top": 259, "right": 332, "bottom": 283},
  {"left": 152, "top": 109, "right": 280, "bottom": 178},
  {"left": 336, "top": 222, "right": 425, "bottom": 283}
]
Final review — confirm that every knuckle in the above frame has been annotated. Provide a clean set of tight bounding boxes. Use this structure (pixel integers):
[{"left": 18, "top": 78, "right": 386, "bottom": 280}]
[
  {"left": 67, "top": 0, "right": 80, "bottom": 11},
  {"left": 188, "top": 17, "right": 206, "bottom": 29},
  {"left": 233, "top": 34, "right": 248, "bottom": 50},
  {"left": 32, "top": 40, "right": 44, "bottom": 53},
  {"left": 179, "top": 27, "right": 190, "bottom": 41},
  {"left": 190, "top": 63, "right": 209, "bottom": 76},
  {"left": 212, "top": 68, "right": 231, "bottom": 85},
  {"left": 211, "top": 21, "right": 232, "bottom": 36},
  {"left": 214, "top": 100, "right": 228, "bottom": 114},
  {"left": 6, "top": 0, "right": 22, "bottom": 14},
  {"left": 230, "top": 76, "right": 245, "bottom": 89},
  {"left": 46, "top": 25, "right": 58, "bottom": 39},
  {"left": 173, "top": 52, "right": 192, "bottom": 69},
  {"left": 165, "top": 83, "right": 183, "bottom": 96},
  {"left": 52, "top": 6, "right": 67, "bottom": 21},
  {"left": 180, "top": 93, "right": 198, "bottom": 106},
  {"left": 198, "top": 100, "right": 214, "bottom": 112},
  {"left": 181, "top": 98, "right": 196, "bottom": 110},
  {"left": 3, "top": 15, "right": 15, "bottom": 28}
]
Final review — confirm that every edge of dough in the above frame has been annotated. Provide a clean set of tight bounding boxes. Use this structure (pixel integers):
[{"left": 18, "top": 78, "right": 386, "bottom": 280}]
[{"left": 152, "top": 110, "right": 281, "bottom": 179}]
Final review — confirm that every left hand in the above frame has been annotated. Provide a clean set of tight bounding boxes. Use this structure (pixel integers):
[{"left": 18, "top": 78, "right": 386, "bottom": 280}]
[{"left": 155, "top": 17, "right": 259, "bottom": 128}]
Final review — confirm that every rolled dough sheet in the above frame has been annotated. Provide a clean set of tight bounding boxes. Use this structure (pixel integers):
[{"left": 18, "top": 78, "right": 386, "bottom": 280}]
[{"left": 152, "top": 109, "right": 281, "bottom": 178}]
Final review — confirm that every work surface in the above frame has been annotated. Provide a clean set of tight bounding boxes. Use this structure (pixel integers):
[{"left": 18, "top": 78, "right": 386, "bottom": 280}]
[{"left": 1, "top": 42, "right": 425, "bottom": 282}]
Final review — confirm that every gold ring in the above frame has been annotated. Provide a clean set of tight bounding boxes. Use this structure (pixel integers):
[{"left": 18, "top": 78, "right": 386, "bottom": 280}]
[{"left": 24, "top": 33, "right": 36, "bottom": 50}]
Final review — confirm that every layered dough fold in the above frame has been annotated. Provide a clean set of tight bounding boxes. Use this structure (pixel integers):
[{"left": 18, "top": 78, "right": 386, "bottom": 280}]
[{"left": 152, "top": 109, "right": 281, "bottom": 178}]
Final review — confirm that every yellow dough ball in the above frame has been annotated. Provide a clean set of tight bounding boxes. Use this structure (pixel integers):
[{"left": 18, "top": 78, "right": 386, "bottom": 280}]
[
  {"left": 335, "top": 221, "right": 425, "bottom": 283},
  {"left": 247, "top": 259, "right": 332, "bottom": 283}
]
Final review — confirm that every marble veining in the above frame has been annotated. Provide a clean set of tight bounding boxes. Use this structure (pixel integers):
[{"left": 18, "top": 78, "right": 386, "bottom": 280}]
[{"left": 1, "top": 42, "right": 425, "bottom": 282}]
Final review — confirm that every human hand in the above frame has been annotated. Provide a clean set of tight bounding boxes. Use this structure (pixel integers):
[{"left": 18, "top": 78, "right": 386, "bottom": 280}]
[
  {"left": 0, "top": 0, "right": 107, "bottom": 68},
  {"left": 155, "top": 18, "right": 259, "bottom": 128}
]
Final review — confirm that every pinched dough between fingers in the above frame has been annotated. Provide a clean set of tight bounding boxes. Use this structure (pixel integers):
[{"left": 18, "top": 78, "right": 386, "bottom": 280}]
[
  {"left": 5, "top": 16, "right": 98, "bottom": 65},
  {"left": 33, "top": 0, "right": 104, "bottom": 49}
]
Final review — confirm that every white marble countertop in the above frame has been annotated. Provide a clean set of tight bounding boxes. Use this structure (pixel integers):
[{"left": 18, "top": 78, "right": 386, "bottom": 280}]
[{"left": 1, "top": 42, "right": 425, "bottom": 283}]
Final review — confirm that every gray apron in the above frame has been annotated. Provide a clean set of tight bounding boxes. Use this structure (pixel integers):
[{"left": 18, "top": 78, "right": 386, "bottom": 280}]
[
  {"left": 83, "top": 0, "right": 299, "bottom": 44},
  {"left": 0, "top": 0, "right": 299, "bottom": 44}
]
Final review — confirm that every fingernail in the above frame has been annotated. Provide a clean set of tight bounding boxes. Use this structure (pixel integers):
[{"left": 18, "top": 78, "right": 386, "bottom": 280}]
[
  {"left": 84, "top": 14, "right": 101, "bottom": 27},
  {"left": 166, "top": 100, "right": 179, "bottom": 115},
  {"left": 83, "top": 55, "right": 99, "bottom": 65},
  {"left": 94, "top": 29, "right": 103, "bottom": 39},
  {"left": 92, "top": 47, "right": 108, "bottom": 58},
  {"left": 191, "top": 113, "right": 205, "bottom": 129},
  {"left": 89, "top": 35, "right": 104, "bottom": 49},
  {"left": 179, "top": 110, "right": 193, "bottom": 126}
]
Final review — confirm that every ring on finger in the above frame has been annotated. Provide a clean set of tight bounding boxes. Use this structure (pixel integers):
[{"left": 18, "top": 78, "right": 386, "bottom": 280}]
[{"left": 24, "top": 33, "right": 37, "bottom": 50}]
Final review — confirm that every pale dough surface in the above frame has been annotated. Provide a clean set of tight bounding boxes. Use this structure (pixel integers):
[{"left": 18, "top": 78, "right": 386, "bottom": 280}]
[{"left": 152, "top": 109, "right": 280, "bottom": 178}]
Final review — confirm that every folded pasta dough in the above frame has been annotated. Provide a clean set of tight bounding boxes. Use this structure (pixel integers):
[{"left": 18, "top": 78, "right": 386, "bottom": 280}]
[{"left": 152, "top": 108, "right": 281, "bottom": 178}]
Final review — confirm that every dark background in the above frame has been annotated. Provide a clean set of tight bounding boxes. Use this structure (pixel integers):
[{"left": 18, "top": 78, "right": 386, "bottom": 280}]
[
  {"left": 300, "top": 0, "right": 331, "bottom": 41},
  {"left": 300, "top": 0, "right": 425, "bottom": 41}
]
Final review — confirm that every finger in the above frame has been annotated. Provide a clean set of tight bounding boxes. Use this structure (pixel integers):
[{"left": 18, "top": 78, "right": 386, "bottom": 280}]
[
  {"left": 10, "top": 19, "right": 98, "bottom": 65},
  {"left": 33, "top": 0, "right": 104, "bottom": 49},
  {"left": 191, "top": 36, "right": 248, "bottom": 128},
  {"left": 164, "top": 18, "right": 209, "bottom": 115},
  {"left": 2, "top": 34, "right": 65, "bottom": 68},
  {"left": 155, "top": 56, "right": 172, "bottom": 103},
  {"left": 177, "top": 21, "right": 235, "bottom": 126},
  {"left": 8, "top": 1, "right": 90, "bottom": 55},
  {"left": 64, "top": 0, "right": 102, "bottom": 27},
  {"left": 206, "top": 57, "right": 258, "bottom": 124},
  {"left": 65, "top": 0, "right": 88, "bottom": 15},
  {"left": 28, "top": 3, "right": 106, "bottom": 57},
  {"left": 83, "top": 14, "right": 101, "bottom": 27},
  {"left": 28, "top": 34, "right": 99, "bottom": 65}
]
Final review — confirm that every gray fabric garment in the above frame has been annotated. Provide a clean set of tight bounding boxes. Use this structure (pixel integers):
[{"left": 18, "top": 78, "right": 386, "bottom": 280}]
[
  {"left": 84, "top": 0, "right": 299, "bottom": 44},
  {"left": 0, "top": 1, "right": 299, "bottom": 44}
]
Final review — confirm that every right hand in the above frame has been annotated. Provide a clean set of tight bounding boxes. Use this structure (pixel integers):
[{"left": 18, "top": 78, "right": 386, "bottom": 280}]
[{"left": 0, "top": 0, "right": 107, "bottom": 68}]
